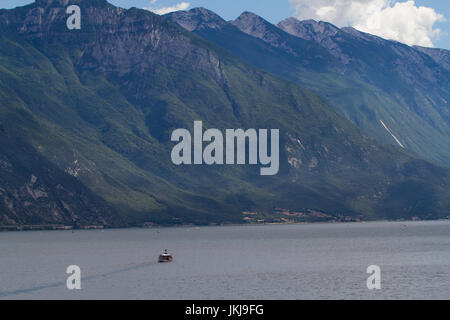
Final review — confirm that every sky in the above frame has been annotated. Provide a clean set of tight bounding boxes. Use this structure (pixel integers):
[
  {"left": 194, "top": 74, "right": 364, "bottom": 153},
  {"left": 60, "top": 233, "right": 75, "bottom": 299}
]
[{"left": 1, "top": 0, "right": 449, "bottom": 49}]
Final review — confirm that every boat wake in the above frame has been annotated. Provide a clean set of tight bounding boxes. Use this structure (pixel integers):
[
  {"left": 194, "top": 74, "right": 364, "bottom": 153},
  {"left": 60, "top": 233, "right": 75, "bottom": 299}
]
[{"left": 0, "top": 261, "right": 159, "bottom": 298}]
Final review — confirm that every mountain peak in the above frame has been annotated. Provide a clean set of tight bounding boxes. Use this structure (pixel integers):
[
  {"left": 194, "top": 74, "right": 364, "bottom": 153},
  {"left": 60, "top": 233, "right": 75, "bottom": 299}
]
[
  {"left": 278, "top": 18, "right": 340, "bottom": 41},
  {"left": 231, "top": 11, "right": 279, "bottom": 40},
  {"left": 165, "top": 7, "right": 227, "bottom": 31},
  {"left": 237, "top": 11, "right": 263, "bottom": 19},
  {"left": 232, "top": 11, "right": 271, "bottom": 28},
  {"left": 35, "top": 0, "right": 70, "bottom": 4},
  {"left": 35, "top": 0, "right": 108, "bottom": 6},
  {"left": 189, "top": 7, "right": 216, "bottom": 15}
]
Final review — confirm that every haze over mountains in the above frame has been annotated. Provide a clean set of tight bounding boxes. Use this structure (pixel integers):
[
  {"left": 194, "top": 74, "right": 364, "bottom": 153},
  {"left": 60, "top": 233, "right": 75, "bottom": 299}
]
[
  {"left": 0, "top": 0, "right": 449, "bottom": 227},
  {"left": 168, "top": 8, "right": 450, "bottom": 167}
]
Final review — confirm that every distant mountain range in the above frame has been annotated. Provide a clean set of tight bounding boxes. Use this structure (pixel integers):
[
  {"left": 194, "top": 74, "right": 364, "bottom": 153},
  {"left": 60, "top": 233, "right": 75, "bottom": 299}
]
[
  {"left": 168, "top": 8, "right": 450, "bottom": 167},
  {"left": 0, "top": 0, "right": 449, "bottom": 227}
]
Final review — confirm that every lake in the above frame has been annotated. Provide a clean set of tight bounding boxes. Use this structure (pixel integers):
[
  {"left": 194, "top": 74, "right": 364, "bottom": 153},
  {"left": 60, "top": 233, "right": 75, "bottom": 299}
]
[{"left": 0, "top": 221, "right": 449, "bottom": 299}]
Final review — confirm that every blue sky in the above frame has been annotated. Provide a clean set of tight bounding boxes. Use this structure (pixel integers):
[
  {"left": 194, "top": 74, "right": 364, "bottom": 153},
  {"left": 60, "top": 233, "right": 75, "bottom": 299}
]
[{"left": 2, "top": 0, "right": 449, "bottom": 49}]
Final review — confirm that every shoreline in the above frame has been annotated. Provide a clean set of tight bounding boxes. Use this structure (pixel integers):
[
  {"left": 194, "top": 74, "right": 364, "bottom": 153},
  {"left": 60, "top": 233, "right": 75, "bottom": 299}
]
[{"left": 1, "top": 217, "right": 449, "bottom": 233}]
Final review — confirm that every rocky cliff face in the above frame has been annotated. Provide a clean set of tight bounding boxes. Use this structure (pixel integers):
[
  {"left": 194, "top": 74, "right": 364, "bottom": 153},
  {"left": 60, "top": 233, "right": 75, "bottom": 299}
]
[
  {"left": 166, "top": 7, "right": 227, "bottom": 31},
  {"left": 0, "top": 136, "right": 120, "bottom": 227},
  {"left": 1, "top": 1, "right": 226, "bottom": 96},
  {"left": 277, "top": 18, "right": 348, "bottom": 64},
  {"left": 278, "top": 18, "right": 340, "bottom": 41}
]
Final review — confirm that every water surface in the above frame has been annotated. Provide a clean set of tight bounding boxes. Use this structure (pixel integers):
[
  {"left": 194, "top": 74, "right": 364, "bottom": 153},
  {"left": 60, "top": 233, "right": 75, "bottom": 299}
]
[{"left": 0, "top": 221, "right": 449, "bottom": 299}]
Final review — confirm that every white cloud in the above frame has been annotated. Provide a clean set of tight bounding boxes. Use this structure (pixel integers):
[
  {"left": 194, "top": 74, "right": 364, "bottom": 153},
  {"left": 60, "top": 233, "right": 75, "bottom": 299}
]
[
  {"left": 288, "top": 0, "right": 446, "bottom": 47},
  {"left": 145, "top": 2, "right": 190, "bottom": 15}
]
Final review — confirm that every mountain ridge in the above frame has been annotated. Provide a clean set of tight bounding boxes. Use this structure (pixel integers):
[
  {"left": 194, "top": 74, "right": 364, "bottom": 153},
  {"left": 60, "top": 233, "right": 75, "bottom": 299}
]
[{"left": 167, "top": 8, "right": 450, "bottom": 167}]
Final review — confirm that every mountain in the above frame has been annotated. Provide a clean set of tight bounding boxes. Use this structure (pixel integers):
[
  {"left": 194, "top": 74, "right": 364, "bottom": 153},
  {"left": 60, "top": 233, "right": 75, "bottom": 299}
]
[
  {"left": 0, "top": 0, "right": 449, "bottom": 227},
  {"left": 167, "top": 9, "right": 450, "bottom": 167}
]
